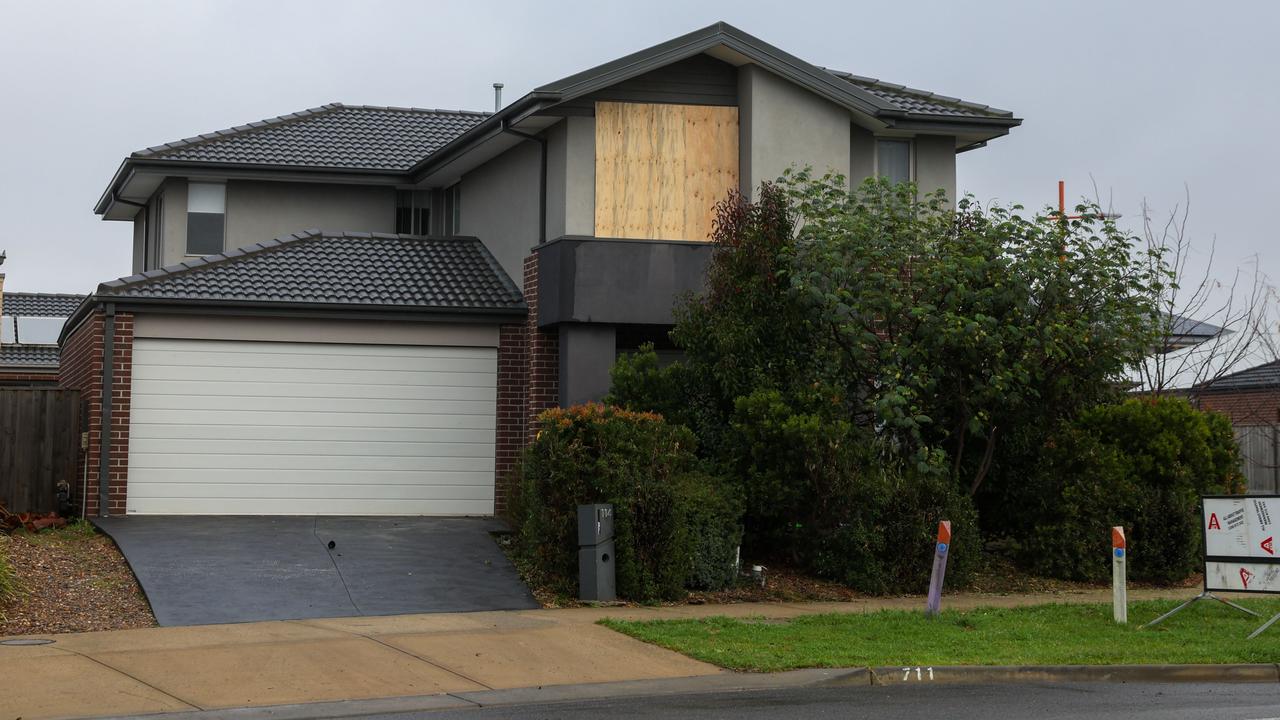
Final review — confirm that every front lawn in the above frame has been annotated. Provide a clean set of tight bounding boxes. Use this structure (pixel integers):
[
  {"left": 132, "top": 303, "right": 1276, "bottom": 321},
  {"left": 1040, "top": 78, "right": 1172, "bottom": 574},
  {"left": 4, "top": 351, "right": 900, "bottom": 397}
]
[{"left": 602, "top": 600, "right": 1280, "bottom": 671}]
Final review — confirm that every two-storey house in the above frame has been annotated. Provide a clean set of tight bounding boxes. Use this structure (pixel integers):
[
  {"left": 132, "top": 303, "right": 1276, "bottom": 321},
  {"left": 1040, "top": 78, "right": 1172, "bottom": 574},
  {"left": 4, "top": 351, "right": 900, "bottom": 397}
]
[{"left": 63, "top": 22, "right": 1020, "bottom": 518}]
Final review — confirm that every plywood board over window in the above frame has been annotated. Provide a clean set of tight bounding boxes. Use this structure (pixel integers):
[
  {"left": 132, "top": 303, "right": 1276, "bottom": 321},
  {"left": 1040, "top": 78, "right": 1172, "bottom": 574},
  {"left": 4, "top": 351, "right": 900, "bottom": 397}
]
[{"left": 594, "top": 101, "right": 738, "bottom": 242}]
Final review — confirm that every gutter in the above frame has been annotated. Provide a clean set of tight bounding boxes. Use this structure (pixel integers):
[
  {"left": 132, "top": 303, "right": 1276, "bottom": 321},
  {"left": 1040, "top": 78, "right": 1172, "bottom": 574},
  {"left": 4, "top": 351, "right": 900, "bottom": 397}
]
[{"left": 98, "top": 302, "right": 115, "bottom": 518}]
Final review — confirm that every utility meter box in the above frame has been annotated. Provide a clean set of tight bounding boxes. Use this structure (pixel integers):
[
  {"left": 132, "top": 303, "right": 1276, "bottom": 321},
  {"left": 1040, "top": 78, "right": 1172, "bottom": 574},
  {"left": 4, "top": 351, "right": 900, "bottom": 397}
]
[
  {"left": 577, "top": 504, "right": 616, "bottom": 601},
  {"left": 577, "top": 504, "right": 614, "bottom": 546}
]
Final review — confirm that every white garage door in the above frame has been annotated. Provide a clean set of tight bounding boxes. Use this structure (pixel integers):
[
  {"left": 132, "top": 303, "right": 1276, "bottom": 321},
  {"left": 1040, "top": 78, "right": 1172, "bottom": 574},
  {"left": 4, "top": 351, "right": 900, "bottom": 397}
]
[{"left": 127, "top": 338, "right": 497, "bottom": 515}]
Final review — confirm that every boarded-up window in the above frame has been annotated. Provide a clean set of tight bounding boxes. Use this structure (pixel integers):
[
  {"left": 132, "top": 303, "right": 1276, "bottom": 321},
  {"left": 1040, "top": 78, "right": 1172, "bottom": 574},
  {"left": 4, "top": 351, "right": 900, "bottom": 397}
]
[{"left": 594, "top": 101, "right": 738, "bottom": 242}]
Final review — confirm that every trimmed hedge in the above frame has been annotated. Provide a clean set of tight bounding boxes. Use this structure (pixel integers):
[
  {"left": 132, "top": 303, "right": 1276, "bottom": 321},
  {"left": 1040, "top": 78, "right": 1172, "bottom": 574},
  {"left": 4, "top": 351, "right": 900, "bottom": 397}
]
[
  {"left": 512, "top": 404, "right": 743, "bottom": 602},
  {"left": 1021, "top": 397, "right": 1245, "bottom": 583}
]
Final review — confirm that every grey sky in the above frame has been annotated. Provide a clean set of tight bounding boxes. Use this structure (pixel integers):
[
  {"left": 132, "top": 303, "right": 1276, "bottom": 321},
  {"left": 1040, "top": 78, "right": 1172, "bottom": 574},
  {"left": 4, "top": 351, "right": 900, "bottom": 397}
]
[{"left": 0, "top": 0, "right": 1275, "bottom": 295}]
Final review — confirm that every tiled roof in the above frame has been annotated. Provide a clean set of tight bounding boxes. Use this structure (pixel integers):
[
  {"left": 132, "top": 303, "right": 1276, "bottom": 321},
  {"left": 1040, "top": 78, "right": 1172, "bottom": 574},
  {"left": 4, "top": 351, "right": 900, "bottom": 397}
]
[
  {"left": 97, "top": 230, "right": 525, "bottom": 314},
  {"left": 132, "top": 104, "right": 489, "bottom": 171},
  {"left": 1169, "top": 314, "right": 1223, "bottom": 339},
  {"left": 825, "top": 70, "right": 1014, "bottom": 119},
  {"left": 1202, "top": 360, "right": 1280, "bottom": 392},
  {"left": 0, "top": 344, "right": 59, "bottom": 369},
  {"left": 1, "top": 292, "right": 85, "bottom": 317}
]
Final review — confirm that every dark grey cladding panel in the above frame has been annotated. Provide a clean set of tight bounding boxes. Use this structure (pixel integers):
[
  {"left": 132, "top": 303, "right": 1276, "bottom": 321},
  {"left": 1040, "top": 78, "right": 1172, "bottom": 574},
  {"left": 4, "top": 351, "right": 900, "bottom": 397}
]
[{"left": 536, "top": 237, "right": 712, "bottom": 327}]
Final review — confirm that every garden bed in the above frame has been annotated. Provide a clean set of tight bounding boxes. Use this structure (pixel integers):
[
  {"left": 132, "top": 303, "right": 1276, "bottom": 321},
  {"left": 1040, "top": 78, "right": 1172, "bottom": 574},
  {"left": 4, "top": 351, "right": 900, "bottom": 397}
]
[
  {"left": 0, "top": 522, "right": 155, "bottom": 636},
  {"left": 602, "top": 599, "right": 1280, "bottom": 671}
]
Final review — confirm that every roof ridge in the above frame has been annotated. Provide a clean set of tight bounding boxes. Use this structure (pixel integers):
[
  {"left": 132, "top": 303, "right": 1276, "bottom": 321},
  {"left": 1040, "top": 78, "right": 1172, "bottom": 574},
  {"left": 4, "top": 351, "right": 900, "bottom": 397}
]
[
  {"left": 823, "top": 68, "right": 1014, "bottom": 118},
  {"left": 340, "top": 104, "right": 491, "bottom": 117},
  {"left": 98, "top": 229, "right": 328, "bottom": 294},
  {"left": 132, "top": 103, "right": 348, "bottom": 158}
]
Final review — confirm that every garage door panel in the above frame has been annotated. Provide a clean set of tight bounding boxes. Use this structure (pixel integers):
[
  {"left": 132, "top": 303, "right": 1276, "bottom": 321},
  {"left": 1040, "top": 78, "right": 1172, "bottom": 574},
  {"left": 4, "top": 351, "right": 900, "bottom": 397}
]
[
  {"left": 129, "top": 424, "right": 493, "bottom": 444},
  {"left": 130, "top": 452, "right": 494, "bottom": 472},
  {"left": 128, "top": 482, "right": 494, "bottom": 502},
  {"left": 132, "top": 379, "right": 497, "bottom": 402},
  {"left": 128, "top": 468, "right": 496, "bottom": 485},
  {"left": 131, "top": 410, "right": 496, "bottom": 430},
  {"left": 127, "top": 338, "right": 499, "bottom": 516},
  {"left": 133, "top": 365, "right": 498, "bottom": 388},
  {"left": 127, "top": 497, "right": 495, "bottom": 516},
  {"left": 129, "top": 438, "right": 496, "bottom": 458},
  {"left": 135, "top": 345, "right": 496, "bottom": 374},
  {"left": 131, "top": 394, "right": 493, "bottom": 416}
]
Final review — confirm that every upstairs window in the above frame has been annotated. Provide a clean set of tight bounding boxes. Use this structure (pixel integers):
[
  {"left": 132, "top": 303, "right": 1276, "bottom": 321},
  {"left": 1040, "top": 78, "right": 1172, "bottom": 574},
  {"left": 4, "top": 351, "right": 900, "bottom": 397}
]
[
  {"left": 876, "top": 139, "right": 913, "bottom": 185},
  {"left": 396, "top": 190, "right": 431, "bottom": 235},
  {"left": 186, "top": 182, "right": 226, "bottom": 256}
]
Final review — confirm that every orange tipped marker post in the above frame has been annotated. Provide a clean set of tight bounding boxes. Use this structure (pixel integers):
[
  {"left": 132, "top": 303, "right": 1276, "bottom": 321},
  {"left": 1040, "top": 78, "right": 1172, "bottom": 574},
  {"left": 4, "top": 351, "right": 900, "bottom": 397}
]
[
  {"left": 1112, "top": 526, "right": 1127, "bottom": 624},
  {"left": 925, "top": 520, "right": 951, "bottom": 617}
]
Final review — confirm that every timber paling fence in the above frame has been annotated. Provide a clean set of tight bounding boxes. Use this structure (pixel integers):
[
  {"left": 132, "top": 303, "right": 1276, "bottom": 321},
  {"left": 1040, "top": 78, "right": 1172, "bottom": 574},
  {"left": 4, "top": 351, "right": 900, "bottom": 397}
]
[{"left": 0, "top": 389, "right": 81, "bottom": 514}]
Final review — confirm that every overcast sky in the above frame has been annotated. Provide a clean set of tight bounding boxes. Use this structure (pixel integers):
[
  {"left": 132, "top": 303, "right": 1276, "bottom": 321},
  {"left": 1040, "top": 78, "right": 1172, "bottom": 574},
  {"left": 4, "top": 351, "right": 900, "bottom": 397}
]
[{"left": 0, "top": 0, "right": 1275, "bottom": 297}]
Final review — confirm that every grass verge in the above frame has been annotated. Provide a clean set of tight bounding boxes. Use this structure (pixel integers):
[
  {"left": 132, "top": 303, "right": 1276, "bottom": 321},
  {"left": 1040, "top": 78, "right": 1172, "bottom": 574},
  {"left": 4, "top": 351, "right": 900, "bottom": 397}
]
[
  {"left": 0, "top": 535, "right": 18, "bottom": 612},
  {"left": 601, "top": 600, "right": 1280, "bottom": 671}
]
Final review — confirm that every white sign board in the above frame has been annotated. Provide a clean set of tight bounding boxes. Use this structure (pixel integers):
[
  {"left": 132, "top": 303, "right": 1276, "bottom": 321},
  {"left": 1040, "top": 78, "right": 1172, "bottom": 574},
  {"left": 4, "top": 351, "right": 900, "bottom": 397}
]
[{"left": 1203, "top": 496, "right": 1280, "bottom": 593}]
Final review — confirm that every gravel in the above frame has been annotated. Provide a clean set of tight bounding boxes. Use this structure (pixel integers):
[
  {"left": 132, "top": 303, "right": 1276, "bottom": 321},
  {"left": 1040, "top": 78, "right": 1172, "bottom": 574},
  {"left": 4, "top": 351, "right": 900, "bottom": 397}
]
[{"left": 0, "top": 525, "right": 156, "bottom": 636}]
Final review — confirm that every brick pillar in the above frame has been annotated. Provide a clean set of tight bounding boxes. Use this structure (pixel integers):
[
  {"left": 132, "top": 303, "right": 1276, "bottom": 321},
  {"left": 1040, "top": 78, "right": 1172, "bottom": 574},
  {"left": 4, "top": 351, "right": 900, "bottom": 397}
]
[
  {"left": 58, "top": 310, "right": 133, "bottom": 518},
  {"left": 493, "top": 322, "right": 527, "bottom": 516},
  {"left": 523, "top": 252, "right": 559, "bottom": 440}
]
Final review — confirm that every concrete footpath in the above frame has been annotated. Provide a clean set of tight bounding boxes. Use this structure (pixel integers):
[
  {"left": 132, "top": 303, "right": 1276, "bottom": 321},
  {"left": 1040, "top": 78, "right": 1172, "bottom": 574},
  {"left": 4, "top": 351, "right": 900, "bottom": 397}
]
[{"left": 0, "top": 588, "right": 1239, "bottom": 720}]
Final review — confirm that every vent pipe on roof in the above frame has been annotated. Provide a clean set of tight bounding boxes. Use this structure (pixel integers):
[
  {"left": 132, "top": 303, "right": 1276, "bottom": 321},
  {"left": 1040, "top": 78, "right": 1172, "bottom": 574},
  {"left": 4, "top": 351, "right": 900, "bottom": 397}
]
[{"left": 493, "top": 83, "right": 504, "bottom": 112}]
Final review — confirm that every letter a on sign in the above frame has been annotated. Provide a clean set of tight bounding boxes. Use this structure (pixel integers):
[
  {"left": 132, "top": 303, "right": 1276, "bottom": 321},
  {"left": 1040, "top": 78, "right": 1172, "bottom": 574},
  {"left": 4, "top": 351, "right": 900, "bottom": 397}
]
[
  {"left": 1263, "top": 537, "right": 1275, "bottom": 556},
  {"left": 1208, "top": 513, "right": 1221, "bottom": 530}
]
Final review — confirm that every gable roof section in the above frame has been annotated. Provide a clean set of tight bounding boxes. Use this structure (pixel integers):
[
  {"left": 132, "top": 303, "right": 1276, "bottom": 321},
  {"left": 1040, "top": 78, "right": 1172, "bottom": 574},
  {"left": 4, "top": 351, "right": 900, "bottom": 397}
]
[
  {"left": 132, "top": 104, "right": 488, "bottom": 172},
  {"left": 1200, "top": 360, "right": 1280, "bottom": 393},
  {"left": 827, "top": 71, "right": 1013, "bottom": 120},
  {"left": 413, "top": 21, "right": 1020, "bottom": 181},
  {"left": 93, "top": 230, "right": 525, "bottom": 315},
  {"left": 1, "top": 292, "right": 85, "bottom": 317}
]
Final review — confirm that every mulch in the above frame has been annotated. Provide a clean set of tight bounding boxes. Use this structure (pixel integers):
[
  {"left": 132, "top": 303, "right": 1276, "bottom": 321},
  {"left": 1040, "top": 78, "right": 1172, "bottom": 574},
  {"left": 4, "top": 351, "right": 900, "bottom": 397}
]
[{"left": 0, "top": 527, "right": 156, "bottom": 636}]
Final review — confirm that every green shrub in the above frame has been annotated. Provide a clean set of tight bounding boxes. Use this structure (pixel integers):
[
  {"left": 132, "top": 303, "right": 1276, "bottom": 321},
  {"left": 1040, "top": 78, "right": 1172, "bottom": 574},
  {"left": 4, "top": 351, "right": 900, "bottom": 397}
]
[
  {"left": 1021, "top": 397, "right": 1245, "bottom": 583},
  {"left": 512, "top": 404, "right": 743, "bottom": 602},
  {"left": 727, "top": 388, "right": 978, "bottom": 593},
  {"left": 677, "top": 472, "right": 744, "bottom": 590}
]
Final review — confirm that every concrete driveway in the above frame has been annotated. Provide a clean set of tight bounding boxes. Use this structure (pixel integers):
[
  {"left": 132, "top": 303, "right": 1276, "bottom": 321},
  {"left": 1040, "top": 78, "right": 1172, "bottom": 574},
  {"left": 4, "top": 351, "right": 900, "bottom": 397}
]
[{"left": 94, "top": 516, "right": 538, "bottom": 626}]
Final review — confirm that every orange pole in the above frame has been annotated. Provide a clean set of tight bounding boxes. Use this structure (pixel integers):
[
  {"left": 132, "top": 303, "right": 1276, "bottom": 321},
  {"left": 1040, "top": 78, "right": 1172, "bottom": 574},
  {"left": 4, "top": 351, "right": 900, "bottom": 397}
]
[{"left": 1058, "top": 180, "right": 1065, "bottom": 214}]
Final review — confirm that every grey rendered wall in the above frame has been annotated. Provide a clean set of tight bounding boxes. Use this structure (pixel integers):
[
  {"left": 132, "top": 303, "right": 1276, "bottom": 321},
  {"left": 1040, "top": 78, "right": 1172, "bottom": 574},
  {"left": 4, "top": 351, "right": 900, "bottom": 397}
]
[
  {"left": 458, "top": 139, "right": 542, "bottom": 280},
  {"left": 225, "top": 180, "right": 395, "bottom": 250},
  {"left": 545, "top": 116, "right": 596, "bottom": 241},
  {"left": 131, "top": 215, "right": 146, "bottom": 275},
  {"left": 159, "top": 178, "right": 188, "bottom": 268},
  {"left": 849, "top": 125, "right": 876, "bottom": 185},
  {"left": 738, "top": 64, "right": 851, "bottom": 195},
  {"left": 914, "top": 135, "right": 957, "bottom": 203}
]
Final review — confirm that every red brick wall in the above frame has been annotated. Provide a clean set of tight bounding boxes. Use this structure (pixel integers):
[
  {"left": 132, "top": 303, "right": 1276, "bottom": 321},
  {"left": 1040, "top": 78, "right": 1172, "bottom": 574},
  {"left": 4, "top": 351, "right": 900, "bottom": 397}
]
[
  {"left": 523, "top": 252, "right": 559, "bottom": 440},
  {"left": 494, "top": 323, "right": 527, "bottom": 516},
  {"left": 0, "top": 371, "right": 59, "bottom": 386},
  {"left": 58, "top": 310, "right": 133, "bottom": 517},
  {"left": 1197, "top": 389, "right": 1280, "bottom": 427}
]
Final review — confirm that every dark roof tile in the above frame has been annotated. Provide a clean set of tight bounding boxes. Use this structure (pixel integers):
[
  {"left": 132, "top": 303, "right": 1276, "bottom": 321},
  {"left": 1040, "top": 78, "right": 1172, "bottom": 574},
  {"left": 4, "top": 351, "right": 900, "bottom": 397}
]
[
  {"left": 96, "top": 231, "right": 525, "bottom": 314},
  {"left": 1, "top": 292, "right": 85, "bottom": 317},
  {"left": 0, "top": 344, "right": 60, "bottom": 368},
  {"left": 1202, "top": 360, "right": 1280, "bottom": 392},
  {"left": 824, "top": 70, "right": 1014, "bottom": 119},
  {"left": 132, "top": 104, "right": 489, "bottom": 171}
]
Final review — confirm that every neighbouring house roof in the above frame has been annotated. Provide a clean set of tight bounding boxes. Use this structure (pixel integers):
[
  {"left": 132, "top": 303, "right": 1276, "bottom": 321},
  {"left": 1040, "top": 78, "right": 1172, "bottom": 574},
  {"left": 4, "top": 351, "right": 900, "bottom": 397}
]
[
  {"left": 0, "top": 292, "right": 83, "bottom": 369},
  {"left": 1198, "top": 360, "right": 1280, "bottom": 393},
  {"left": 0, "top": 344, "right": 60, "bottom": 370},
  {"left": 64, "top": 230, "right": 524, "bottom": 337},
  {"left": 131, "top": 104, "right": 488, "bottom": 172},
  {"left": 2, "top": 291, "right": 86, "bottom": 317},
  {"left": 1169, "top": 313, "right": 1223, "bottom": 341}
]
